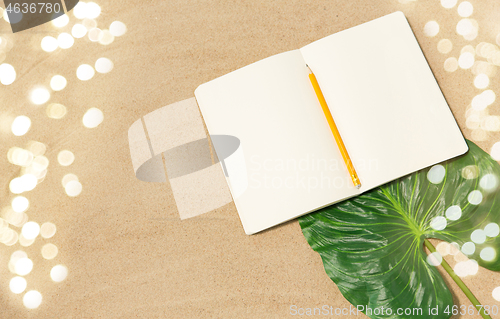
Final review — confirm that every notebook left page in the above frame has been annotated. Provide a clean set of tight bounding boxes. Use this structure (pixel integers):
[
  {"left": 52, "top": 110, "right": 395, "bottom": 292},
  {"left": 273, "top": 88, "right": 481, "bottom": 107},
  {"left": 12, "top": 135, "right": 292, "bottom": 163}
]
[{"left": 195, "top": 50, "right": 360, "bottom": 235}]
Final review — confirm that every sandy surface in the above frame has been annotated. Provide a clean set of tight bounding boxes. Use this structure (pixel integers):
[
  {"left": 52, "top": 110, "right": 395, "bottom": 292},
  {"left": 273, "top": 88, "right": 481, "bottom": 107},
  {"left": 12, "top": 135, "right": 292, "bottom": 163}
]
[{"left": 1, "top": 0, "right": 499, "bottom": 317}]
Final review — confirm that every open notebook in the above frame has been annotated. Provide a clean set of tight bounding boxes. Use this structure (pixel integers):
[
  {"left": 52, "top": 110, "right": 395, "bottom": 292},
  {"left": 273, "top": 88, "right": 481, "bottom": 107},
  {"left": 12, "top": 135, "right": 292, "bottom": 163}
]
[{"left": 195, "top": 11, "right": 468, "bottom": 235}]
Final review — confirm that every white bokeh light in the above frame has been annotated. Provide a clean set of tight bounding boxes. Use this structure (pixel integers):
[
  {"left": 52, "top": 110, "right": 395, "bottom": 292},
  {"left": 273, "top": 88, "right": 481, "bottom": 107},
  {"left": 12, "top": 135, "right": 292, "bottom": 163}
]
[
  {"left": 8, "top": 212, "right": 28, "bottom": 228},
  {"left": 88, "top": 28, "right": 103, "bottom": 42},
  {"left": 4, "top": 230, "right": 19, "bottom": 246},
  {"left": 437, "top": 39, "right": 453, "bottom": 54},
  {"left": 430, "top": 216, "right": 447, "bottom": 231},
  {"left": 436, "top": 242, "right": 451, "bottom": 256},
  {"left": 52, "top": 14, "right": 69, "bottom": 27},
  {"left": 463, "top": 23, "right": 478, "bottom": 40},
  {"left": 480, "top": 174, "right": 498, "bottom": 191},
  {"left": 460, "top": 44, "right": 475, "bottom": 55},
  {"left": 461, "top": 242, "right": 475, "bottom": 255},
  {"left": 458, "top": 52, "right": 475, "bottom": 69},
  {"left": 86, "top": 2, "right": 101, "bottom": 19},
  {"left": 457, "top": 1, "right": 473, "bottom": 17},
  {"left": 441, "top": 0, "right": 457, "bottom": 8},
  {"left": 472, "top": 93, "right": 489, "bottom": 111},
  {"left": 15, "top": 257, "right": 33, "bottom": 276},
  {"left": 109, "top": 21, "right": 127, "bottom": 36},
  {"left": 41, "top": 243, "right": 58, "bottom": 260},
  {"left": 23, "top": 290, "right": 42, "bottom": 309},
  {"left": 490, "top": 142, "right": 500, "bottom": 161},
  {"left": 76, "top": 64, "right": 95, "bottom": 81},
  {"left": 461, "top": 165, "right": 478, "bottom": 179},
  {"left": 50, "top": 265, "right": 68, "bottom": 282},
  {"left": 8, "top": 147, "right": 34, "bottom": 167},
  {"left": 482, "top": 90, "right": 496, "bottom": 105},
  {"left": 444, "top": 57, "right": 458, "bottom": 72},
  {"left": 20, "top": 174, "right": 37, "bottom": 192},
  {"left": 62, "top": 173, "right": 79, "bottom": 187},
  {"left": 65, "top": 180, "right": 82, "bottom": 197},
  {"left": 95, "top": 57, "right": 114, "bottom": 73},
  {"left": 454, "top": 259, "right": 479, "bottom": 277},
  {"left": 480, "top": 247, "right": 496, "bottom": 261},
  {"left": 82, "top": 18, "right": 97, "bottom": 30},
  {"left": 484, "top": 223, "right": 500, "bottom": 237},
  {"left": 0, "top": 63, "right": 16, "bottom": 85},
  {"left": 454, "top": 262, "right": 468, "bottom": 277},
  {"left": 483, "top": 116, "right": 500, "bottom": 132},
  {"left": 83, "top": 108, "right": 104, "bottom": 128},
  {"left": 11, "top": 116, "right": 31, "bottom": 136},
  {"left": 445, "top": 205, "right": 462, "bottom": 220},
  {"left": 456, "top": 19, "right": 473, "bottom": 36},
  {"left": 473, "top": 60, "right": 496, "bottom": 76},
  {"left": 30, "top": 87, "right": 50, "bottom": 105},
  {"left": 98, "top": 30, "right": 114, "bottom": 45},
  {"left": 9, "top": 177, "right": 24, "bottom": 194},
  {"left": 40, "top": 222, "right": 57, "bottom": 239},
  {"left": 72, "top": 24, "right": 87, "bottom": 38},
  {"left": 493, "top": 286, "right": 500, "bottom": 301},
  {"left": 73, "top": 2, "right": 88, "bottom": 19},
  {"left": 474, "top": 74, "right": 489, "bottom": 89},
  {"left": 32, "top": 155, "right": 49, "bottom": 171},
  {"left": 12, "top": 196, "right": 29, "bottom": 213},
  {"left": 58, "top": 33, "right": 74, "bottom": 49},
  {"left": 9, "top": 276, "right": 27, "bottom": 294},
  {"left": 19, "top": 234, "right": 35, "bottom": 247},
  {"left": 47, "top": 103, "right": 67, "bottom": 119},
  {"left": 424, "top": 21, "right": 440, "bottom": 37},
  {"left": 10, "top": 251, "right": 27, "bottom": 265},
  {"left": 467, "top": 190, "right": 483, "bottom": 205},
  {"left": 471, "top": 229, "right": 486, "bottom": 244},
  {"left": 427, "top": 165, "right": 445, "bottom": 184},
  {"left": 2, "top": 8, "right": 8, "bottom": 21},
  {"left": 450, "top": 242, "right": 460, "bottom": 255},
  {"left": 427, "top": 252, "right": 443, "bottom": 266},
  {"left": 41, "top": 36, "right": 58, "bottom": 52},
  {"left": 58, "top": 150, "right": 75, "bottom": 166},
  {"left": 50, "top": 75, "right": 67, "bottom": 91},
  {"left": 21, "top": 222, "right": 40, "bottom": 240}
]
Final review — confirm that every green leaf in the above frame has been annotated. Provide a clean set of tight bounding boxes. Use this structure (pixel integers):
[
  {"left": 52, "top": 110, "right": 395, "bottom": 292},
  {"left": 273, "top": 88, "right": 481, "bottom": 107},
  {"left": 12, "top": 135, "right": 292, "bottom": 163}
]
[{"left": 299, "top": 141, "right": 500, "bottom": 319}]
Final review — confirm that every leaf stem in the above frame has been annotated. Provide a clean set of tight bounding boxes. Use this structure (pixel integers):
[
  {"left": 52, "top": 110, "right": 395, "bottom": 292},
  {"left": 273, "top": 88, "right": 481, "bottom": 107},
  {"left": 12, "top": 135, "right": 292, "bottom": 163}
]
[{"left": 424, "top": 239, "right": 491, "bottom": 319}]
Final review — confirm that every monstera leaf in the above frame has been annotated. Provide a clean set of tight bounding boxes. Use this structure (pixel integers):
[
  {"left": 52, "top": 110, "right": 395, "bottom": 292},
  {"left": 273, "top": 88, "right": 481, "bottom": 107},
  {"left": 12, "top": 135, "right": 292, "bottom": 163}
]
[{"left": 299, "top": 140, "right": 500, "bottom": 319}]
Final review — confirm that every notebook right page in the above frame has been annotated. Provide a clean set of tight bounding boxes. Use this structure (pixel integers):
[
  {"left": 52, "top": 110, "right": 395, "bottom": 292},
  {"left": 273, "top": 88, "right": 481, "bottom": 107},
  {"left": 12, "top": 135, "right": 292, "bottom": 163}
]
[{"left": 300, "top": 11, "right": 468, "bottom": 191}]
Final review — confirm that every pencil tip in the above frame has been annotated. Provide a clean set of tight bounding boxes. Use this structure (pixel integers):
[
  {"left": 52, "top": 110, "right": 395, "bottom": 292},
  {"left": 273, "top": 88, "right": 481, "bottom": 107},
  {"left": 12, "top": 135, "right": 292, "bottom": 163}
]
[{"left": 356, "top": 184, "right": 362, "bottom": 189}]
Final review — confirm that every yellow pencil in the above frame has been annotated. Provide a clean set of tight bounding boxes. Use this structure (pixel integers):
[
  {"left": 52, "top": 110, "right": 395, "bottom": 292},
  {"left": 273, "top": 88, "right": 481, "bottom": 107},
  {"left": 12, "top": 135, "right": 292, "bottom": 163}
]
[{"left": 306, "top": 65, "right": 361, "bottom": 189}]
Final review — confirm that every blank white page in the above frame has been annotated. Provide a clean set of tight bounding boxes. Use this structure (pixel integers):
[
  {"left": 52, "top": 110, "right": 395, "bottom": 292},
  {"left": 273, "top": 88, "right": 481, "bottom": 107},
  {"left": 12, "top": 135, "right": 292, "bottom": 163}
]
[
  {"left": 300, "top": 12, "right": 468, "bottom": 191},
  {"left": 195, "top": 50, "right": 359, "bottom": 234}
]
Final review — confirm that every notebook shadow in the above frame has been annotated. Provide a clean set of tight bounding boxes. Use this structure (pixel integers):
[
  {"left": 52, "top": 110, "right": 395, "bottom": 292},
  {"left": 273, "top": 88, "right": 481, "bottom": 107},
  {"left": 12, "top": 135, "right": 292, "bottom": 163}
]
[{"left": 135, "top": 135, "right": 240, "bottom": 182}]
